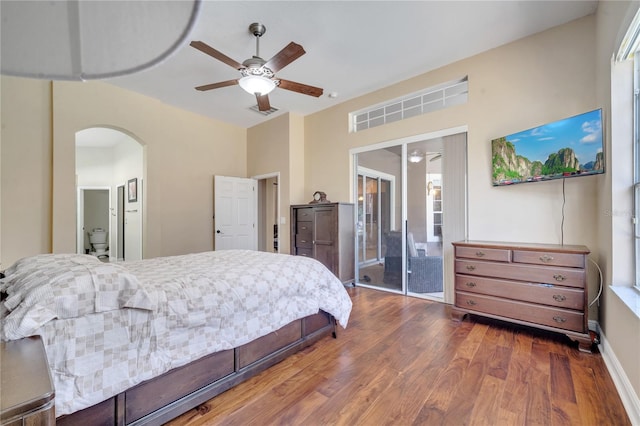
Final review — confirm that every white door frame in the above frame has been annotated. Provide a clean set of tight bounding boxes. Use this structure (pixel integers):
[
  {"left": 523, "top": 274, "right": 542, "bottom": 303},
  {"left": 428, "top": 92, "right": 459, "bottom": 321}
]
[
  {"left": 76, "top": 186, "right": 112, "bottom": 255},
  {"left": 117, "top": 184, "right": 125, "bottom": 261},
  {"left": 252, "top": 172, "right": 281, "bottom": 253},
  {"left": 356, "top": 166, "right": 396, "bottom": 265},
  {"left": 124, "top": 178, "right": 143, "bottom": 261}
]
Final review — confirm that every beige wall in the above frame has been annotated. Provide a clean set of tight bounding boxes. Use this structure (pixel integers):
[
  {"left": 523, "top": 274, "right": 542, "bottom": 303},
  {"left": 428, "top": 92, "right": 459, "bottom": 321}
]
[
  {"left": 289, "top": 113, "right": 306, "bottom": 205},
  {"left": 247, "top": 113, "right": 291, "bottom": 253},
  {"left": 596, "top": 0, "right": 640, "bottom": 405},
  {"left": 305, "top": 16, "right": 598, "bottom": 250},
  {"left": 1, "top": 78, "right": 53, "bottom": 269},
  {"left": 246, "top": 112, "right": 307, "bottom": 254},
  {"left": 1, "top": 78, "right": 246, "bottom": 265}
]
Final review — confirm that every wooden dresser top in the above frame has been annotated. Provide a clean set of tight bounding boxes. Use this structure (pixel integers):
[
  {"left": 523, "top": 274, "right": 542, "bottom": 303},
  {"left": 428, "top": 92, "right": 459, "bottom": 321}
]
[
  {"left": 1, "top": 336, "right": 54, "bottom": 421},
  {"left": 452, "top": 240, "right": 590, "bottom": 255}
]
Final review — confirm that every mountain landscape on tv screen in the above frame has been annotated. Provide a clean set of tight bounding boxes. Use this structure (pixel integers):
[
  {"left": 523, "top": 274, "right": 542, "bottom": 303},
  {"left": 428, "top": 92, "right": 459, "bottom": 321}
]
[{"left": 491, "top": 109, "right": 604, "bottom": 186}]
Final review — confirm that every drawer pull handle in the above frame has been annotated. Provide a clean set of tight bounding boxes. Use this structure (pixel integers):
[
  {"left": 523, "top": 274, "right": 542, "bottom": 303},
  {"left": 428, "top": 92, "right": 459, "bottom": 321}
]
[
  {"left": 465, "top": 282, "right": 477, "bottom": 288},
  {"left": 466, "top": 300, "right": 477, "bottom": 306},
  {"left": 300, "top": 240, "right": 307, "bottom": 243},
  {"left": 475, "top": 251, "right": 485, "bottom": 257},
  {"left": 552, "top": 294, "right": 566, "bottom": 302},
  {"left": 553, "top": 274, "right": 566, "bottom": 282},
  {"left": 466, "top": 265, "right": 476, "bottom": 271},
  {"left": 301, "top": 226, "right": 307, "bottom": 230},
  {"left": 540, "top": 254, "right": 554, "bottom": 263},
  {"left": 553, "top": 316, "right": 567, "bottom": 323}
]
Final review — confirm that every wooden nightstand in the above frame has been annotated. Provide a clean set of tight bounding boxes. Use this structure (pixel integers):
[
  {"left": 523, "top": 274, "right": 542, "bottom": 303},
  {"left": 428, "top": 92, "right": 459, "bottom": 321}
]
[{"left": 1, "top": 336, "right": 55, "bottom": 426}]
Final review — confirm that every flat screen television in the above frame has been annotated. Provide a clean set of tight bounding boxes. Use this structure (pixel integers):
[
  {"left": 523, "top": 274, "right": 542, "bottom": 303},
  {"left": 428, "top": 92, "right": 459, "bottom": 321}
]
[{"left": 492, "top": 108, "right": 604, "bottom": 186}]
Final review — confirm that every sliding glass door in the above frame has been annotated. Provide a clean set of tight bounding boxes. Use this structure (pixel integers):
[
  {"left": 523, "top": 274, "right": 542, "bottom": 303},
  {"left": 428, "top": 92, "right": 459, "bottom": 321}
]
[
  {"left": 406, "top": 141, "right": 443, "bottom": 297},
  {"left": 357, "top": 171, "right": 392, "bottom": 266},
  {"left": 355, "top": 158, "right": 399, "bottom": 291},
  {"left": 353, "top": 132, "right": 467, "bottom": 302},
  {"left": 358, "top": 175, "right": 378, "bottom": 265}
]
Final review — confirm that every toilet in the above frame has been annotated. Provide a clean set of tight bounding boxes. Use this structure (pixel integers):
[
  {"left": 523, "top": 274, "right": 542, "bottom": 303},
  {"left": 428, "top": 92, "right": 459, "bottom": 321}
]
[{"left": 88, "top": 228, "right": 109, "bottom": 258}]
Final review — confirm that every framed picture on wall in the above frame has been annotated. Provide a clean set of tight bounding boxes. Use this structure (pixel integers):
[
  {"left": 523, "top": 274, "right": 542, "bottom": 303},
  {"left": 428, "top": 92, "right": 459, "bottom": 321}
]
[{"left": 128, "top": 178, "right": 137, "bottom": 203}]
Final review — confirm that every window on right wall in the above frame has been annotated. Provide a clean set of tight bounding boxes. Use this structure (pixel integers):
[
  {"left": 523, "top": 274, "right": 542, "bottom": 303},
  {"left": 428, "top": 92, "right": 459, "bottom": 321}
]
[
  {"left": 616, "top": 7, "right": 640, "bottom": 293},
  {"left": 617, "top": 6, "right": 640, "bottom": 291},
  {"left": 634, "top": 52, "right": 640, "bottom": 291}
]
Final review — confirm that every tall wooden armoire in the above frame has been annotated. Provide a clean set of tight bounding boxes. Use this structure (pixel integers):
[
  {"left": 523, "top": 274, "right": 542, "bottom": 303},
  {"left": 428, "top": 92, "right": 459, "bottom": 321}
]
[{"left": 290, "top": 202, "right": 354, "bottom": 284}]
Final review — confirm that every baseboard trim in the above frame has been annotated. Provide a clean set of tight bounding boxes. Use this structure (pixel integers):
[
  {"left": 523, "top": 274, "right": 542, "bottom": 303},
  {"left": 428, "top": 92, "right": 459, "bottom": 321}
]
[{"left": 595, "top": 323, "right": 640, "bottom": 425}]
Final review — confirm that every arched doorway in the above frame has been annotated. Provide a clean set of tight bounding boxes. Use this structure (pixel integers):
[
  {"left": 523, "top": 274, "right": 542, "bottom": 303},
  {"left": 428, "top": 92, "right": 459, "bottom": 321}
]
[{"left": 75, "top": 127, "right": 144, "bottom": 261}]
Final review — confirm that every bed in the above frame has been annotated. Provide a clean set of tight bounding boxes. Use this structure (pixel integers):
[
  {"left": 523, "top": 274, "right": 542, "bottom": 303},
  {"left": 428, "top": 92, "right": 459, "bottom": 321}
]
[{"left": 0, "top": 250, "right": 352, "bottom": 425}]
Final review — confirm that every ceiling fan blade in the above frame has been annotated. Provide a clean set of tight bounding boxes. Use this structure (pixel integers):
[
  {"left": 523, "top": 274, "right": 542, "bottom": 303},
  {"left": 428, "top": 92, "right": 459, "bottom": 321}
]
[
  {"left": 190, "top": 41, "right": 244, "bottom": 70},
  {"left": 256, "top": 94, "right": 271, "bottom": 111},
  {"left": 264, "top": 42, "right": 305, "bottom": 73},
  {"left": 195, "top": 79, "right": 239, "bottom": 91},
  {"left": 429, "top": 153, "right": 442, "bottom": 162},
  {"left": 278, "top": 79, "right": 323, "bottom": 97}
]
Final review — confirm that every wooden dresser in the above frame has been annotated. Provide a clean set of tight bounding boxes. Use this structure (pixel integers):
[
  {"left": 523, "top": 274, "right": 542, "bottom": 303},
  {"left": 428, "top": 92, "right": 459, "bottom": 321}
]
[
  {"left": 290, "top": 203, "right": 355, "bottom": 284},
  {"left": 451, "top": 240, "right": 592, "bottom": 352},
  {"left": 1, "top": 336, "right": 55, "bottom": 425}
]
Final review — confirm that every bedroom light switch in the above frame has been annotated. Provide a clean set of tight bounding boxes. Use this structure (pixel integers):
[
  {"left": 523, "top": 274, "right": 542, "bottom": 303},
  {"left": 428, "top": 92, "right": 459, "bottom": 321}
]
[{"left": 280, "top": 216, "right": 286, "bottom": 225}]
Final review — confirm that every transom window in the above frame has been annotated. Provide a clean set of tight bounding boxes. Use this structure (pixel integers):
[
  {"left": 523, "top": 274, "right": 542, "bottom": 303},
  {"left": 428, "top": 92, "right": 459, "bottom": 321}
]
[{"left": 350, "top": 77, "right": 468, "bottom": 133}]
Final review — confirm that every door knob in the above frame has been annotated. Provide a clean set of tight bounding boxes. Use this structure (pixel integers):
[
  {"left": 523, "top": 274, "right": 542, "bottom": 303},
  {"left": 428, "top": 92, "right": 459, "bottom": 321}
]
[{"left": 216, "top": 230, "right": 221, "bottom": 234}]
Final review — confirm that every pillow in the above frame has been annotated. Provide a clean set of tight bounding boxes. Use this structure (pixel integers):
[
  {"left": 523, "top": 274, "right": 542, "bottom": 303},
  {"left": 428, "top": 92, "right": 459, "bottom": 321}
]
[
  {"left": 1, "top": 253, "right": 100, "bottom": 287},
  {"left": 1, "top": 254, "right": 155, "bottom": 340}
]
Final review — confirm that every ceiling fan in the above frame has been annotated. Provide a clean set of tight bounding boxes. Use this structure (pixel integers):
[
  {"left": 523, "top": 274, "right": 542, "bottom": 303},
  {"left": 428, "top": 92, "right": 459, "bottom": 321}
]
[{"left": 190, "top": 23, "right": 323, "bottom": 111}]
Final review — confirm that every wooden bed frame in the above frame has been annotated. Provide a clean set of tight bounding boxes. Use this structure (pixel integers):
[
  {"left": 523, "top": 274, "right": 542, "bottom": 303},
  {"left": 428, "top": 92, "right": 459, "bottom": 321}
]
[{"left": 56, "top": 311, "right": 336, "bottom": 425}]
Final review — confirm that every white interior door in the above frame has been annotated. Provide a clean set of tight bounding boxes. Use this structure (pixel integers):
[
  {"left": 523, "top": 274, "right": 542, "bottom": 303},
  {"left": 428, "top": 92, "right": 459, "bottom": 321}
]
[{"left": 214, "top": 176, "right": 257, "bottom": 250}]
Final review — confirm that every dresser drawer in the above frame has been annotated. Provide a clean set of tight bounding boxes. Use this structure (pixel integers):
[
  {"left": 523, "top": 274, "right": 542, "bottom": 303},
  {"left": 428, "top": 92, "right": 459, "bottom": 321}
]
[
  {"left": 455, "top": 260, "right": 585, "bottom": 289},
  {"left": 455, "top": 291, "right": 585, "bottom": 332},
  {"left": 295, "top": 234, "right": 313, "bottom": 248},
  {"left": 455, "top": 246, "right": 511, "bottom": 262},
  {"left": 296, "top": 222, "right": 312, "bottom": 233},
  {"left": 296, "top": 209, "right": 314, "bottom": 221},
  {"left": 295, "top": 248, "right": 313, "bottom": 257},
  {"left": 455, "top": 274, "right": 584, "bottom": 309},
  {"left": 513, "top": 250, "right": 584, "bottom": 268}
]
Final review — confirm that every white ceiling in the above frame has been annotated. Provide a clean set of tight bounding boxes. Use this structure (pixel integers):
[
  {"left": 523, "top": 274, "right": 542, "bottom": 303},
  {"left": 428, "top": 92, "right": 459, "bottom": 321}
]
[
  {"left": 106, "top": 1, "right": 599, "bottom": 129},
  {"left": 76, "top": 127, "right": 133, "bottom": 148}
]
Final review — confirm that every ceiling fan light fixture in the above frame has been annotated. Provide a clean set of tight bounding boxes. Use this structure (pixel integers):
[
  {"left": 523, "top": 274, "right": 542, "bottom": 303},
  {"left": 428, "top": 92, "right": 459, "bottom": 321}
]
[
  {"left": 190, "top": 22, "right": 322, "bottom": 109},
  {"left": 238, "top": 75, "right": 276, "bottom": 95},
  {"left": 408, "top": 150, "right": 425, "bottom": 163}
]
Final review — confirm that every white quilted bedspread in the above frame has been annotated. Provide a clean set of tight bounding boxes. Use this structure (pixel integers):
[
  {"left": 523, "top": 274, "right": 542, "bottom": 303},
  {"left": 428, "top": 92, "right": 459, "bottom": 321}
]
[{"left": 1, "top": 250, "right": 352, "bottom": 416}]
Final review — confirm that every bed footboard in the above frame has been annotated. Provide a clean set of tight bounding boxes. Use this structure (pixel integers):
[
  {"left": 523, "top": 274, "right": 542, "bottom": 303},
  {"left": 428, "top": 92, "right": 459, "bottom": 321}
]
[{"left": 56, "top": 311, "right": 336, "bottom": 426}]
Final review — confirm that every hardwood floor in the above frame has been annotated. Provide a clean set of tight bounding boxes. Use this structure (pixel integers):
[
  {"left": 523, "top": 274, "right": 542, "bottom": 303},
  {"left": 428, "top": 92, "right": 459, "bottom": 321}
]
[{"left": 167, "top": 287, "right": 630, "bottom": 426}]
